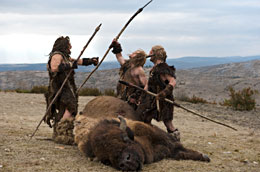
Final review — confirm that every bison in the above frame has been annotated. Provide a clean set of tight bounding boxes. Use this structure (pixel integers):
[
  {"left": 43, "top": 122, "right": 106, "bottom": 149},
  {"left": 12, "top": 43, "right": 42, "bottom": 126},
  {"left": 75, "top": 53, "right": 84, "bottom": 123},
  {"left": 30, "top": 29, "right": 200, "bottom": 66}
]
[
  {"left": 80, "top": 95, "right": 141, "bottom": 121},
  {"left": 74, "top": 114, "right": 210, "bottom": 171}
]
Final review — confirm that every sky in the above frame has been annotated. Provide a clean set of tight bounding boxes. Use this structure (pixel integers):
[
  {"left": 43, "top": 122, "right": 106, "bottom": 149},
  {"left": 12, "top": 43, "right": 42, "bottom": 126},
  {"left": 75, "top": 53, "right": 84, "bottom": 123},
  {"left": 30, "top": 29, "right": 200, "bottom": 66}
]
[{"left": 0, "top": 0, "right": 259, "bottom": 64}]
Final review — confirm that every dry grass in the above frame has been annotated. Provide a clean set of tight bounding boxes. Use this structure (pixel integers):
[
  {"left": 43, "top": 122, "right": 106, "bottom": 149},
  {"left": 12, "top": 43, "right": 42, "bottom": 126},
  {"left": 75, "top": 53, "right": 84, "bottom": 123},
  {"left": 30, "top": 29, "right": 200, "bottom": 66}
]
[{"left": 0, "top": 92, "right": 259, "bottom": 172}]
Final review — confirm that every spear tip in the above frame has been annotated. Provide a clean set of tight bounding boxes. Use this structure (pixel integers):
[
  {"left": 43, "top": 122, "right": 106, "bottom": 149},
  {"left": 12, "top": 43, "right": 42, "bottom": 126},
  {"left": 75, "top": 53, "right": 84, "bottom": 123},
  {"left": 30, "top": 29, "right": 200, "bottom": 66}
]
[
  {"left": 142, "top": 0, "right": 153, "bottom": 9},
  {"left": 96, "top": 23, "right": 102, "bottom": 31}
]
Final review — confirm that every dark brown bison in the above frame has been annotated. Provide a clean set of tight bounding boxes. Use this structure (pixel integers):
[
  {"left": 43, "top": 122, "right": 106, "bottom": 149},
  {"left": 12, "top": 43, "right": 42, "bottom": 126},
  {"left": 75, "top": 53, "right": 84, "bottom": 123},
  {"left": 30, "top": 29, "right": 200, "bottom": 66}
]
[
  {"left": 80, "top": 96, "right": 141, "bottom": 121},
  {"left": 74, "top": 115, "right": 210, "bottom": 171}
]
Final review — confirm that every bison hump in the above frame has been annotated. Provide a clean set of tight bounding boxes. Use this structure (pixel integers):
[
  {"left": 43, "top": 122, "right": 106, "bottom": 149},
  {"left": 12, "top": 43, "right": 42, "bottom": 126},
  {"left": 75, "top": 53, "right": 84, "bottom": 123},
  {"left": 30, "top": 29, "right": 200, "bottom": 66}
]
[{"left": 80, "top": 96, "right": 140, "bottom": 121}]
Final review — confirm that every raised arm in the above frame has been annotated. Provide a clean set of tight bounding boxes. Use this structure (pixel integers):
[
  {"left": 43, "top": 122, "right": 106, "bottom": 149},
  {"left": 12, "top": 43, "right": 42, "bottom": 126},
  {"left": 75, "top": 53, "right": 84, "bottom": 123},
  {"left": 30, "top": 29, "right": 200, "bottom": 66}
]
[{"left": 110, "top": 39, "right": 126, "bottom": 66}]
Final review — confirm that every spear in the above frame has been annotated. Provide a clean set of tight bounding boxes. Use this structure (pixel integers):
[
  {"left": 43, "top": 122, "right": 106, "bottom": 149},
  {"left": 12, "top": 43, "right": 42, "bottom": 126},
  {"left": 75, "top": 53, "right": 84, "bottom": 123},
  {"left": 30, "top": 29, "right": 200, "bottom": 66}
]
[
  {"left": 77, "top": 0, "right": 153, "bottom": 93},
  {"left": 29, "top": 23, "right": 102, "bottom": 139},
  {"left": 119, "top": 80, "right": 238, "bottom": 131}
]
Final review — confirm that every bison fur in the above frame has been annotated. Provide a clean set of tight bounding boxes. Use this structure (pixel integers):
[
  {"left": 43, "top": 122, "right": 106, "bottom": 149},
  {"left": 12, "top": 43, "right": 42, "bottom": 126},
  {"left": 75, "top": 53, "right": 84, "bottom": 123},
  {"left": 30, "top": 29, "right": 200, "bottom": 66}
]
[
  {"left": 74, "top": 115, "right": 210, "bottom": 171},
  {"left": 80, "top": 96, "right": 141, "bottom": 121}
]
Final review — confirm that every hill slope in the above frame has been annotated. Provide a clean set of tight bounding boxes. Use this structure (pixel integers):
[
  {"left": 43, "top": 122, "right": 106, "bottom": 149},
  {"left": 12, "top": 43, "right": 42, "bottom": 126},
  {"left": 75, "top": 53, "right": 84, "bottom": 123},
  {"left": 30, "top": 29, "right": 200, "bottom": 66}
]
[
  {"left": 0, "top": 92, "right": 259, "bottom": 172},
  {"left": 0, "top": 60, "right": 259, "bottom": 106}
]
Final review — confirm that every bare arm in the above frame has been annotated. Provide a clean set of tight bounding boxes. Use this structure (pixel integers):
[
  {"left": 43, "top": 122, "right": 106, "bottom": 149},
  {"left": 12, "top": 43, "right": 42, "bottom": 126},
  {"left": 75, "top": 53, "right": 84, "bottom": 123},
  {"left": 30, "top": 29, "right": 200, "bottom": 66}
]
[
  {"left": 138, "top": 68, "right": 147, "bottom": 88},
  {"left": 116, "top": 53, "right": 126, "bottom": 66},
  {"left": 132, "top": 67, "right": 147, "bottom": 88},
  {"left": 69, "top": 57, "right": 84, "bottom": 65},
  {"left": 160, "top": 74, "right": 176, "bottom": 88},
  {"left": 144, "top": 83, "right": 148, "bottom": 91},
  {"left": 143, "top": 69, "right": 148, "bottom": 90},
  {"left": 69, "top": 57, "right": 98, "bottom": 66},
  {"left": 50, "top": 54, "right": 63, "bottom": 72},
  {"left": 110, "top": 39, "right": 125, "bottom": 65},
  {"left": 69, "top": 57, "right": 83, "bottom": 65},
  {"left": 156, "top": 74, "right": 176, "bottom": 100}
]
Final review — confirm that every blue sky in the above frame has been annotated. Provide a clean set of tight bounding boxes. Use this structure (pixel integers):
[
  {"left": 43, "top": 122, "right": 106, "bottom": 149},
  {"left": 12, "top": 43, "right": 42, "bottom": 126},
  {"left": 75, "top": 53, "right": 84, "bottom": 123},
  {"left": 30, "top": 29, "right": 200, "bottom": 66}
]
[{"left": 0, "top": 0, "right": 259, "bottom": 64}]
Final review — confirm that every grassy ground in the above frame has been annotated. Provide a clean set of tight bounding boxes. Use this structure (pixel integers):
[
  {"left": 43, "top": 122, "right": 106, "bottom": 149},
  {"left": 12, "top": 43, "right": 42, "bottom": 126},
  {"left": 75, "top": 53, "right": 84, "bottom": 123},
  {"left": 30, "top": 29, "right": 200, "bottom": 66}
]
[{"left": 0, "top": 92, "right": 259, "bottom": 172}]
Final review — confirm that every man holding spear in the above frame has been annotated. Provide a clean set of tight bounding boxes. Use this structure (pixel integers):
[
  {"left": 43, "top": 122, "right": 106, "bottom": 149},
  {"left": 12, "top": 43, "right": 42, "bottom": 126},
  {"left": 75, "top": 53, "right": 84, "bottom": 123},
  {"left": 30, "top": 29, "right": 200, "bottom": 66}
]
[
  {"left": 44, "top": 36, "right": 99, "bottom": 144},
  {"left": 30, "top": 0, "right": 153, "bottom": 141},
  {"left": 136, "top": 45, "right": 180, "bottom": 140}
]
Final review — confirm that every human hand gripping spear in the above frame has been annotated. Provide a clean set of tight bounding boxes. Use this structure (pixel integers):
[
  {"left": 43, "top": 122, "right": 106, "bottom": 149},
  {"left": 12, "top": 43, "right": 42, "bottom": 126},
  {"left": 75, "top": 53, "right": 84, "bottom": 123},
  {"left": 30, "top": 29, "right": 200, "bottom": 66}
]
[
  {"left": 76, "top": 0, "right": 153, "bottom": 93},
  {"left": 119, "top": 80, "right": 238, "bottom": 131},
  {"left": 29, "top": 23, "right": 102, "bottom": 139}
]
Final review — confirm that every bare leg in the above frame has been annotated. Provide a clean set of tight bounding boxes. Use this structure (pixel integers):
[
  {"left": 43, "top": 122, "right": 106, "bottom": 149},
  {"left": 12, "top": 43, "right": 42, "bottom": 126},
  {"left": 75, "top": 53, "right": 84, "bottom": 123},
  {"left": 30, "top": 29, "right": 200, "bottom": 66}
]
[
  {"left": 164, "top": 120, "right": 180, "bottom": 141},
  {"left": 62, "top": 109, "right": 72, "bottom": 120},
  {"left": 164, "top": 120, "right": 175, "bottom": 132},
  {"left": 53, "top": 108, "right": 75, "bottom": 145}
]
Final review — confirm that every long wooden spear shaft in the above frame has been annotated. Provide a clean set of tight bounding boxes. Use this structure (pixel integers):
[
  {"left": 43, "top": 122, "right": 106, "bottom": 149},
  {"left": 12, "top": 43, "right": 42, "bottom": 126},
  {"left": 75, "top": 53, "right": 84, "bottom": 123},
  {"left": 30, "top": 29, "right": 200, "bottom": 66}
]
[
  {"left": 76, "top": 0, "right": 153, "bottom": 93},
  {"left": 119, "top": 80, "right": 238, "bottom": 131},
  {"left": 29, "top": 23, "right": 102, "bottom": 139}
]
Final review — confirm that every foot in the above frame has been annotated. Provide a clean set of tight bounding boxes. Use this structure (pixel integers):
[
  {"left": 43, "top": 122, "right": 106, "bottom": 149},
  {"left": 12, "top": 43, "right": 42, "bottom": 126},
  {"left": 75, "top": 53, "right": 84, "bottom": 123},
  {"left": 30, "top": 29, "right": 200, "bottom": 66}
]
[
  {"left": 168, "top": 128, "right": 180, "bottom": 142},
  {"left": 53, "top": 117, "right": 75, "bottom": 145},
  {"left": 202, "top": 154, "right": 210, "bottom": 162}
]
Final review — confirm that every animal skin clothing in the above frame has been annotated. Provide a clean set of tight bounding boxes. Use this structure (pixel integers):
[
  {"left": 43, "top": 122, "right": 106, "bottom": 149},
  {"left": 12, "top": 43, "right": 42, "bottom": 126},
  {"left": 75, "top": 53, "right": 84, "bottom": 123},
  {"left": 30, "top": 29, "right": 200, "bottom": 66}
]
[{"left": 137, "top": 62, "right": 176, "bottom": 122}]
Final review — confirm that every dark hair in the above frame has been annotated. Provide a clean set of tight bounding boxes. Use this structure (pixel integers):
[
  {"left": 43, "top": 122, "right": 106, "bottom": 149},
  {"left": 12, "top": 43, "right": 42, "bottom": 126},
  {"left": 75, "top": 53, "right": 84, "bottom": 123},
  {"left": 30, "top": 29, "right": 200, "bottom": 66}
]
[{"left": 49, "top": 36, "right": 71, "bottom": 56}]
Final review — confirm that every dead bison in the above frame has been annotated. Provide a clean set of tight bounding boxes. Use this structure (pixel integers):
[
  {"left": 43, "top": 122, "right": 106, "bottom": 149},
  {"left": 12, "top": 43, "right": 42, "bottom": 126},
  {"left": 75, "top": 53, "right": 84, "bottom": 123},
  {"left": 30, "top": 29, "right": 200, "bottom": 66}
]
[
  {"left": 74, "top": 115, "right": 210, "bottom": 171},
  {"left": 80, "top": 96, "right": 141, "bottom": 121}
]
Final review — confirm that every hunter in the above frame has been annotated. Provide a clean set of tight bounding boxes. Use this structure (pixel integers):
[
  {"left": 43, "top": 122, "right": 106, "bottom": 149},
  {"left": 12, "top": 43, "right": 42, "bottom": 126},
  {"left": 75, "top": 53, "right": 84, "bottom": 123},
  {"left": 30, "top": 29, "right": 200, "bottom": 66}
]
[
  {"left": 110, "top": 39, "right": 148, "bottom": 110},
  {"left": 44, "top": 36, "right": 99, "bottom": 144},
  {"left": 136, "top": 45, "right": 180, "bottom": 140}
]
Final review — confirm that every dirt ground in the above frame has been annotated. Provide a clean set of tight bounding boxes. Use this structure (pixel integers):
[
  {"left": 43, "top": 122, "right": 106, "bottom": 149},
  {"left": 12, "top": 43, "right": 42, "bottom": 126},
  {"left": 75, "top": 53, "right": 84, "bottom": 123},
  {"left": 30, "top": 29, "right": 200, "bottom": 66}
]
[{"left": 0, "top": 92, "right": 259, "bottom": 172}]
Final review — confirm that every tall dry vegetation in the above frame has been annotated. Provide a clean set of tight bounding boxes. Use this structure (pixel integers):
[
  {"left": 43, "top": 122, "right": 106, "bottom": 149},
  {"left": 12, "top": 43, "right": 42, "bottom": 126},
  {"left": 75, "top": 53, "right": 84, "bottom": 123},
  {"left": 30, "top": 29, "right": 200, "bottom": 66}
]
[
  {"left": 6, "top": 86, "right": 116, "bottom": 97},
  {"left": 221, "top": 87, "right": 258, "bottom": 111},
  {"left": 175, "top": 86, "right": 258, "bottom": 110},
  {"left": 175, "top": 91, "right": 210, "bottom": 104}
]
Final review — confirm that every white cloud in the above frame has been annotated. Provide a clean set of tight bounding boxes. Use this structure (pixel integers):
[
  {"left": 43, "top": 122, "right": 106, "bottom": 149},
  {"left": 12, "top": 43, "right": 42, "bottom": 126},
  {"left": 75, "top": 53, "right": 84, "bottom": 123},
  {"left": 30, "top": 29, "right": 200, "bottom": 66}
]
[{"left": 0, "top": 0, "right": 260, "bottom": 63}]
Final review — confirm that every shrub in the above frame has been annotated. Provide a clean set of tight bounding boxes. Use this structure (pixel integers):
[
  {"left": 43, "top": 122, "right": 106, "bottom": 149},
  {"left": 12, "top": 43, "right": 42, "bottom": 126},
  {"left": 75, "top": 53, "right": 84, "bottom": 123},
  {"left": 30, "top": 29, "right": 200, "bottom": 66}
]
[
  {"left": 15, "top": 88, "right": 31, "bottom": 93},
  {"left": 3, "top": 89, "right": 16, "bottom": 93},
  {"left": 175, "top": 91, "right": 190, "bottom": 102},
  {"left": 175, "top": 91, "right": 209, "bottom": 104},
  {"left": 30, "top": 86, "right": 48, "bottom": 94},
  {"left": 104, "top": 88, "right": 116, "bottom": 97},
  {"left": 79, "top": 87, "right": 102, "bottom": 96},
  {"left": 221, "top": 87, "right": 258, "bottom": 111},
  {"left": 187, "top": 95, "right": 208, "bottom": 104},
  {"left": 175, "top": 89, "right": 209, "bottom": 104}
]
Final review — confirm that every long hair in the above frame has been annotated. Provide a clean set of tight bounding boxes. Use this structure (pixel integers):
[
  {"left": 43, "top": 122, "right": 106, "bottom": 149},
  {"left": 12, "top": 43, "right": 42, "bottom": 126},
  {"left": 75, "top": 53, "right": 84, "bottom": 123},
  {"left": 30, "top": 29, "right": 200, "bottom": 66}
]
[
  {"left": 49, "top": 36, "right": 71, "bottom": 56},
  {"left": 129, "top": 49, "right": 146, "bottom": 67}
]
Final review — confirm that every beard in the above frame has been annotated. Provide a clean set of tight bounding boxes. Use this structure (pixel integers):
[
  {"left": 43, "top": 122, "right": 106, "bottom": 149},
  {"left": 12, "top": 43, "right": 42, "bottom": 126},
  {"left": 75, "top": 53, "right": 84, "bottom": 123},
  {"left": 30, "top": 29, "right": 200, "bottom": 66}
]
[{"left": 65, "top": 48, "right": 71, "bottom": 56}]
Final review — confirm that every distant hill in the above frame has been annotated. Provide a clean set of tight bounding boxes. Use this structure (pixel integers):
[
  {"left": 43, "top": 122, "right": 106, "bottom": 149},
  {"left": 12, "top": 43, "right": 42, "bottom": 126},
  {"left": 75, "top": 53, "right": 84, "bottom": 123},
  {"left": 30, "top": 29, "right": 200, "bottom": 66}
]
[
  {"left": 1, "top": 55, "right": 260, "bottom": 71},
  {"left": 174, "top": 59, "right": 260, "bottom": 106},
  {"left": 166, "top": 55, "right": 260, "bottom": 69},
  {"left": 0, "top": 59, "right": 259, "bottom": 107},
  {"left": 0, "top": 61, "right": 121, "bottom": 72}
]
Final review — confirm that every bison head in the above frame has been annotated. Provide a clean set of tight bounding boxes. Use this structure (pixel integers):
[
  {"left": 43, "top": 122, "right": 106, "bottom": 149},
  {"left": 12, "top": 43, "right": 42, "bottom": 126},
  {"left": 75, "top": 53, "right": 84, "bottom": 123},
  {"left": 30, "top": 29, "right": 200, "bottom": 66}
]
[
  {"left": 114, "top": 145, "right": 143, "bottom": 171},
  {"left": 111, "top": 116, "right": 143, "bottom": 171},
  {"left": 86, "top": 116, "right": 145, "bottom": 171}
]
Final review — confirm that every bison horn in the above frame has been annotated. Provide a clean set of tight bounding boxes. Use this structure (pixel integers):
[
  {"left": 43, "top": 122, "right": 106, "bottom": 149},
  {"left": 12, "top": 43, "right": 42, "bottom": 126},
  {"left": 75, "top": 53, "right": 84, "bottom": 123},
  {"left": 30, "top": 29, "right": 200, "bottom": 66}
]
[{"left": 118, "top": 115, "right": 127, "bottom": 131}]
